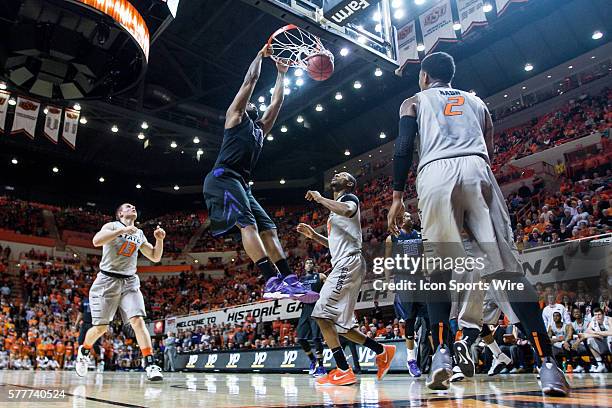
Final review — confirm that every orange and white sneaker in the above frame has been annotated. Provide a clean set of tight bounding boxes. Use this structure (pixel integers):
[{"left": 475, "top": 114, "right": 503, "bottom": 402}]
[
  {"left": 376, "top": 344, "right": 396, "bottom": 380},
  {"left": 315, "top": 367, "right": 357, "bottom": 386}
]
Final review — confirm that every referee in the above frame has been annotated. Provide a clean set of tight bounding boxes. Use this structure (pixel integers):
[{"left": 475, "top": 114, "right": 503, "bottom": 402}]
[{"left": 296, "top": 259, "right": 327, "bottom": 377}]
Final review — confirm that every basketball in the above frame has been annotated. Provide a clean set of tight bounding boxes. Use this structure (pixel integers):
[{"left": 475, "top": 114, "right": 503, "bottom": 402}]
[{"left": 306, "top": 52, "right": 334, "bottom": 81}]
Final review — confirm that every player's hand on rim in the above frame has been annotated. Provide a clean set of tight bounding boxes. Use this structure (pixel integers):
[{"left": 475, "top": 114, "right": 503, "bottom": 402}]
[
  {"left": 261, "top": 44, "right": 273, "bottom": 58},
  {"left": 296, "top": 223, "right": 315, "bottom": 238},
  {"left": 154, "top": 225, "right": 166, "bottom": 240}
]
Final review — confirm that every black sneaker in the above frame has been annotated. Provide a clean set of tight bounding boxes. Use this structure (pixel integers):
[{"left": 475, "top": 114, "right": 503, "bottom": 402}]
[
  {"left": 453, "top": 339, "right": 475, "bottom": 377},
  {"left": 540, "top": 357, "right": 570, "bottom": 397},
  {"left": 426, "top": 345, "right": 453, "bottom": 390}
]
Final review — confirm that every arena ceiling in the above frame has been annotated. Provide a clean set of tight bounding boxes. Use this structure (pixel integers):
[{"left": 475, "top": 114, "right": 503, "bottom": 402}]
[{"left": 1, "top": 0, "right": 611, "bottom": 212}]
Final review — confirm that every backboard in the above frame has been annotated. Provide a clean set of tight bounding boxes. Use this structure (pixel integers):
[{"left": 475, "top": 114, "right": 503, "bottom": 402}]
[{"left": 240, "top": 0, "right": 400, "bottom": 71}]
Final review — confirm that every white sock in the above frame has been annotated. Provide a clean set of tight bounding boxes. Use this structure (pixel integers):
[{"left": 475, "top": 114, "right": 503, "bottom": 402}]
[
  {"left": 487, "top": 341, "right": 502, "bottom": 358},
  {"left": 407, "top": 347, "right": 415, "bottom": 361}
]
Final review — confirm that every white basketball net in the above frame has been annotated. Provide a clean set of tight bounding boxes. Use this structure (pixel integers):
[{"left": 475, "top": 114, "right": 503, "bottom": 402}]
[{"left": 268, "top": 25, "right": 332, "bottom": 69}]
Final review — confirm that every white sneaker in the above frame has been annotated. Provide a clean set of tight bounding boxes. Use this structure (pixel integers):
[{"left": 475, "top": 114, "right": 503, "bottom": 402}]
[
  {"left": 75, "top": 346, "right": 90, "bottom": 377},
  {"left": 594, "top": 362, "right": 608, "bottom": 373},
  {"left": 96, "top": 361, "right": 105, "bottom": 373},
  {"left": 450, "top": 365, "right": 465, "bottom": 382},
  {"left": 488, "top": 353, "right": 512, "bottom": 376},
  {"left": 573, "top": 365, "right": 584, "bottom": 373},
  {"left": 145, "top": 364, "right": 164, "bottom": 381}
]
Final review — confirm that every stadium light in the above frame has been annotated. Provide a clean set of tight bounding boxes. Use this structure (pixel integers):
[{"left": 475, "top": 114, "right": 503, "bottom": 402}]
[
  {"left": 259, "top": 104, "right": 266, "bottom": 111},
  {"left": 8, "top": 98, "right": 16, "bottom": 106},
  {"left": 43, "top": 107, "right": 49, "bottom": 115},
  {"left": 136, "top": 184, "right": 142, "bottom": 189},
  {"left": 141, "top": 122, "right": 148, "bottom": 129},
  {"left": 379, "top": 132, "right": 387, "bottom": 139},
  {"left": 592, "top": 30, "right": 603, "bottom": 40},
  {"left": 357, "top": 36, "right": 367, "bottom": 44},
  {"left": 353, "top": 81, "right": 362, "bottom": 89},
  {"left": 99, "top": 177, "right": 105, "bottom": 183},
  {"left": 258, "top": 96, "right": 265, "bottom": 103},
  {"left": 522, "top": 86, "right": 527, "bottom": 90},
  {"left": 344, "top": 149, "right": 351, "bottom": 156},
  {"left": 79, "top": 117, "right": 87, "bottom": 125},
  {"left": 394, "top": 9, "right": 405, "bottom": 19},
  {"left": 283, "top": 87, "right": 291, "bottom": 95},
  {"left": 0, "top": 82, "right": 6, "bottom": 90},
  {"left": 173, "top": 185, "right": 180, "bottom": 191},
  {"left": 52, "top": 166, "right": 59, "bottom": 173},
  {"left": 335, "top": 92, "right": 343, "bottom": 100},
  {"left": 568, "top": 65, "right": 573, "bottom": 69},
  {"left": 280, "top": 125, "right": 288, "bottom": 133},
  {"left": 267, "top": 135, "right": 274, "bottom": 141},
  {"left": 269, "top": 87, "right": 275, "bottom": 94},
  {"left": 193, "top": 137, "right": 200, "bottom": 144},
  {"left": 524, "top": 63, "right": 533, "bottom": 72},
  {"left": 547, "top": 75, "right": 552, "bottom": 78},
  {"left": 170, "top": 141, "right": 177, "bottom": 148},
  {"left": 11, "top": 158, "right": 18, "bottom": 165},
  {"left": 375, "top": 24, "right": 382, "bottom": 33},
  {"left": 73, "top": 103, "right": 81, "bottom": 111},
  {"left": 392, "top": 0, "right": 403, "bottom": 8},
  {"left": 280, "top": 179, "right": 286, "bottom": 185},
  {"left": 483, "top": 3, "right": 493, "bottom": 12},
  {"left": 283, "top": 78, "right": 291, "bottom": 86},
  {"left": 414, "top": 0, "right": 425, "bottom": 5},
  {"left": 111, "top": 125, "right": 118, "bottom": 133},
  {"left": 340, "top": 48, "right": 349, "bottom": 57},
  {"left": 503, "top": 94, "right": 508, "bottom": 98},
  {"left": 416, "top": 44, "right": 425, "bottom": 52},
  {"left": 453, "top": 23, "right": 462, "bottom": 31},
  {"left": 374, "top": 68, "right": 383, "bottom": 77},
  {"left": 294, "top": 68, "right": 303, "bottom": 77},
  {"left": 138, "top": 132, "right": 145, "bottom": 140},
  {"left": 296, "top": 78, "right": 304, "bottom": 86},
  {"left": 315, "top": 104, "right": 324, "bottom": 112},
  {"left": 373, "top": 11, "right": 381, "bottom": 21},
  {"left": 296, "top": 115, "right": 304, "bottom": 123},
  {"left": 248, "top": 181, "right": 254, "bottom": 186}
]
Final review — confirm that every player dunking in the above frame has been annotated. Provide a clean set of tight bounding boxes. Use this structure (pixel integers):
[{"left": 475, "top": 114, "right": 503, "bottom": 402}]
[
  {"left": 76, "top": 203, "right": 165, "bottom": 381},
  {"left": 203, "top": 46, "right": 316, "bottom": 302},
  {"left": 297, "top": 172, "right": 395, "bottom": 386},
  {"left": 384, "top": 212, "right": 428, "bottom": 377},
  {"left": 387, "top": 52, "right": 569, "bottom": 394},
  {"left": 296, "top": 258, "right": 327, "bottom": 377}
]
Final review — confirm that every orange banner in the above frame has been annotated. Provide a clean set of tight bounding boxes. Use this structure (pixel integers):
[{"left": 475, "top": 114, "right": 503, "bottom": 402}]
[
  {"left": 74, "top": 0, "right": 150, "bottom": 60},
  {"left": 0, "top": 229, "right": 56, "bottom": 247}
]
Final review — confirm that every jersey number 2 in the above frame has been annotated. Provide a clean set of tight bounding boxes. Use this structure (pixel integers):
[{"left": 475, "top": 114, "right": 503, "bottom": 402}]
[
  {"left": 117, "top": 242, "right": 137, "bottom": 257},
  {"left": 444, "top": 96, "right": 464, "bottom": 116}
]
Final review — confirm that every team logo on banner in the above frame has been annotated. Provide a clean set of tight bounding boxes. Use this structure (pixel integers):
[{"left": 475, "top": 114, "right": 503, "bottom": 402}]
[
  {"left": 43, "top": 106, "right": 62, "bottom": 144},
  {"left": 186, "top": 354, "right": 199, "bottom": 368},
  {"left": 251, "top": 352, "right": 267, "bottom": 368},
  {"left": 11, "top": 97, "right": 40, "bottom": 139},
  {"left": 456, "top": 0, "right": 488, "bottom": 36},
  {"left": 397, "top": 20, "right": 420, "bottom": 69},
  {"left": 226, "top": 353, "right": 241, "bottom": 368},
  {"left": 0, "top": 91, "right": 9, "bottom": 132},
  {"left": 61, "top": 108, "right": 80, "bottom": 149},
  {"left": 205, "top": 354, "right": 218, "bottom": 368},
  {"left": 280, "top": 350, "right": 299, "bottom": 367},
  {"left": 418, "top": 0, "right": 457, "bottom": 54}
]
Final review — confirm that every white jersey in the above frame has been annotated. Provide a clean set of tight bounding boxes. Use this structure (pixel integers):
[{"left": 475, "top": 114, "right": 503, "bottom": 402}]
[
  {"left": 99, "top": 221, "right": 147, "bottom": 276},
  {"left": 588, "top": 316, "right": 611, "bottom": 332},
  {"left": 572, "top": 319, "right": 588, "bottom": 334},
  {"left": 326, "top": 194, "right": 362, "bottom": 266},
  {"left": 416, "top": 86, "right": 489, "bottom": 173}
]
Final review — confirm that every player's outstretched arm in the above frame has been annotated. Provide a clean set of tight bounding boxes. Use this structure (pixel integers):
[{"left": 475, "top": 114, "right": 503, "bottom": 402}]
[
  {"left": 297, "top": 223, "right": 328, "bottom": 248},
  {"left": 225, "top": 46, "right": 270, "bottom": 129},
  {"left": 92, "top": 222, "right": 136, "bottom": 247},
  {"left": 140, "top": 226, "right": 165, "bottom": 263},
  {"left": 259, "top": 62, "right": 288, "bottom": 135},
  {"left": 305, "top": 190, "right": 355, "bottom": 217}
]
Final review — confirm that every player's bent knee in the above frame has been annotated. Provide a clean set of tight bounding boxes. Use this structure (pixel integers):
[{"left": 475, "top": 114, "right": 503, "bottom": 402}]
[{"left": 129, "top": 316, "right": 145, "bottom": 328}]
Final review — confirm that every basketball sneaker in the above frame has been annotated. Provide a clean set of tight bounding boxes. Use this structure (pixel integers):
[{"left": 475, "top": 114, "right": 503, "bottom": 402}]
[
  {"left": 426, "top": 346, "right": 452, "bottom": 390},
  {"left": 316, "top": 367, "right": 356, "bottom": 386},
  {"left": 573, "top": 364, "right": 585, "bottom": 373},
  {"left": 96, "top": 361, "right": 105, "bottom": 373},
  {"left": 376, "top": 344, "right": 396, "bottom": 380},
  {"left": 313, "top": 366, "right": 327, "bottom": 378},
  {"left": 75, "top": 346, "right": 90, "bottom": 377},
  {"left": 453, "top": 339, "right": 475, "bottom": 377},
  {"left": 407, "top": 359, "right": 421, "bottom": 377},
  {"left": 145, "top": 364, "right": 164, "bottom": 381},
  {"left": 539, "top": 357, "right": 570, "bottom": 396},
  {"left": 488, "top": 353, "right": 511, "bottom": 376},
  {"left": 450, "top": 365, "right": 465, "bottom": 382},
  {"left": 308, "top": 360, "right": 317, "bottom": 375},
  {"left": 262, "top": 275, "right": 319, "bottom": 303}
]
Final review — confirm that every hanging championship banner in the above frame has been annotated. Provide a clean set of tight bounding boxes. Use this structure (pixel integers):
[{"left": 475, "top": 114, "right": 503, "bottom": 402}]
[
  {"left": 396, "top": 20, "right": 420, "bottom": 70},
  {"left": 418, "top": 0, "right": 457, "bottom": 54},
  {"left": 495, "top": 0, "right": 528, "bottom": 16},
  {"left": 457, "top": 0, "right": 488, "bottom": 36},
  {"left": 43, "top": 106, "right": 62, "bottom": 144},
  {"left": 11, "top": 96, "right": 40, "bottom": 139},
  {"left": 61, "top": 108, "right": 80, "bottom": 149},
  {"left": 0, "top": 91, "right": 9, "bottom": 132}
]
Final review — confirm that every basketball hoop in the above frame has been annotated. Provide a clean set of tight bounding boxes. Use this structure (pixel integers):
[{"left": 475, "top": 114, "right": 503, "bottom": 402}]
[{"left": 267, "top": 24, "right": 333, "bottom": 69}]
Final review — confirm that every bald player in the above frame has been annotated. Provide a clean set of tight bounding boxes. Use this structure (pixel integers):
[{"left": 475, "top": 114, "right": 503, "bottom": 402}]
[
  {"left": 387, "top": 52, "right": 568, "bottom": 395},
  {"left": 75, "top": 203, "right": 164, "bottom": 381}
]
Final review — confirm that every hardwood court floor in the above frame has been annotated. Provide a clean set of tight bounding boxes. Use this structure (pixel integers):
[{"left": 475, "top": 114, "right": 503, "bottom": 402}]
[{"left": 1, "top": 370, "right": 611, "bottom": 407}]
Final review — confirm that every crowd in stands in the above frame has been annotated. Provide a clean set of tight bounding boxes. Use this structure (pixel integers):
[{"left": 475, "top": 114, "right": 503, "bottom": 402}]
[
  {"left": 0, "top": 198, "right": 49, "bottom": 237},
  {"left": 140, "top": 211, "right": 205, "bottom": 256},
  {"left": 53, "top": 207, "right": 112, "bottom": 235}
]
